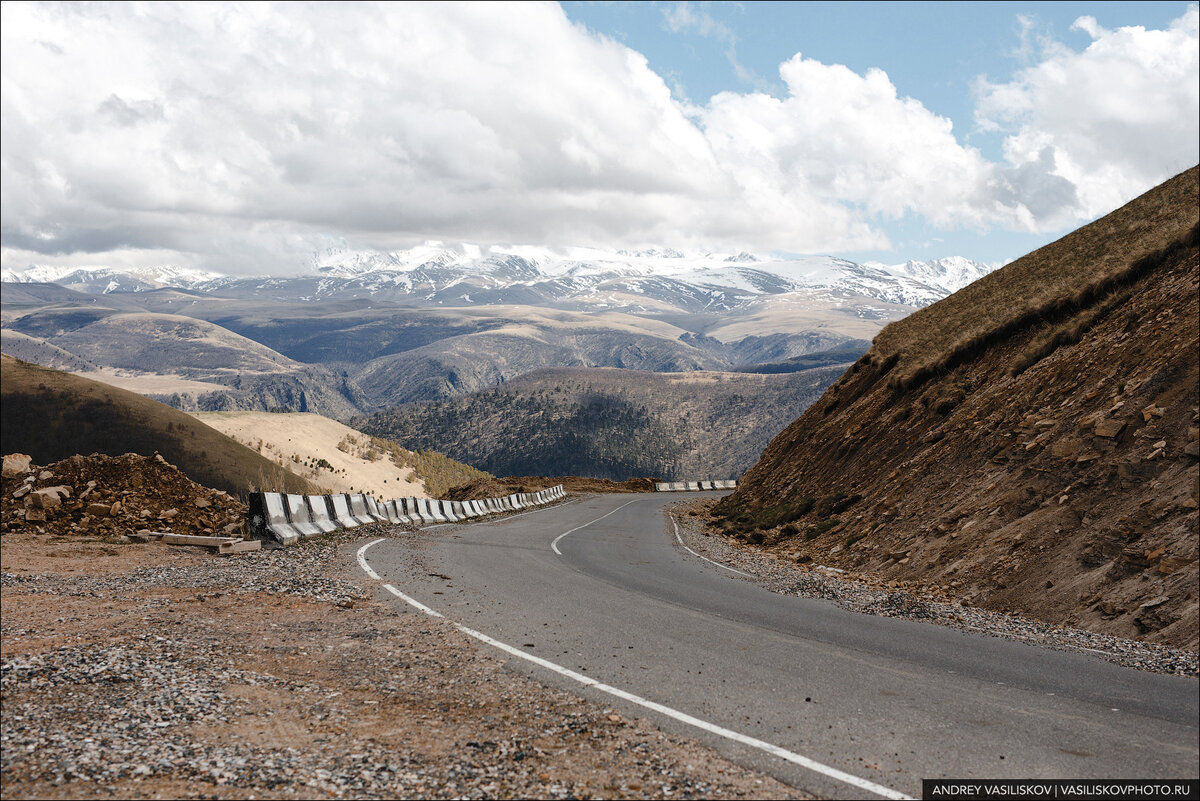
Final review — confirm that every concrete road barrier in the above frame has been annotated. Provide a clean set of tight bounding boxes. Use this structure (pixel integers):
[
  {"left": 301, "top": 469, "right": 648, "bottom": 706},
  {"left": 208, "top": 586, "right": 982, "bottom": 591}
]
[
  {"left": 347, "top": 494, "right": 378, "bottom": 526},
  {"left": 305, "top": 495, "right": 341, "bottom": 533},
  {"left": 330, "top": 494, "right": 361, "bottom": 528},
  {"left": 364, "top": 496, "right": 389, "bottom": 523},
  {"left": 250, "top": 483, "right": 567, "bottom": 546},
  {"left": 249, "top": 492, "right": 301, "bottom": 545},
  {"left": 284, "top": 494, "right": 324, "bottom": 538},
  {"left": 427, "top": 499, "right": 448, "bottom": 523},
  {"left": 655, "top": 480, "right": 736, "bottom": 492}
]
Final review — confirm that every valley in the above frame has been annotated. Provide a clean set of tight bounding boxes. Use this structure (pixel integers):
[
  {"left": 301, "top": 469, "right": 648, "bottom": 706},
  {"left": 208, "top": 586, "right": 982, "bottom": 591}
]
[{"left": 1, "top": 249, "right": 985, "bottom": 480}]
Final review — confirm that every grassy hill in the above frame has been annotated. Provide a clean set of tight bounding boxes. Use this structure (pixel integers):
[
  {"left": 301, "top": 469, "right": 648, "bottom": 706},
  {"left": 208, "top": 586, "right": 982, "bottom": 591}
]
[
  {"left": 355, "top": 364, "right": 846, "bottom": 481},
  {"left": 192, "top": 410, "right": 492, "bottom": 499},
  {"left": 713, "top": 166, "right": 1199, "bottom": 648},
  {"left": 0, "top": 355, "right": 318, "bottom": 498}
]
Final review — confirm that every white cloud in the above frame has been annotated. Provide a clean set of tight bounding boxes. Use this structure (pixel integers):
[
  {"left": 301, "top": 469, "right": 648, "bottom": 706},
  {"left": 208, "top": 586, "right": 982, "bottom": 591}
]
[
  {"left": 975, "top": 4, "right": 1200, "bottom": 221},
  {"left": 1, "top": 2, "right": 1196, "bottom": 275}
]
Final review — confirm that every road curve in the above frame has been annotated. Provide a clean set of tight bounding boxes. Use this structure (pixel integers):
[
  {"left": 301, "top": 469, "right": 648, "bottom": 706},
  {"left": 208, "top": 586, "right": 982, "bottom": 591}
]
[{"left": 354, "top": 492, "right": 1199, "bottom": 799}]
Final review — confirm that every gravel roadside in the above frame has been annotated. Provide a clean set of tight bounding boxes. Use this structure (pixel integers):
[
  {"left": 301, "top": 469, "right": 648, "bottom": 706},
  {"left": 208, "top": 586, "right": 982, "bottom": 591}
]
[
  {"left": 669, "top": 501, "right": 1198, "bottom": 677},
  {"left": 2, "top": 523, "right": 803, "bottom": 800}
]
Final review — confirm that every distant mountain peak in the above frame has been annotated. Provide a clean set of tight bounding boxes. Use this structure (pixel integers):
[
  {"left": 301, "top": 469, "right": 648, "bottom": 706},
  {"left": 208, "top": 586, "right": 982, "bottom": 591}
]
[{"left": 3, "top": 246, "right": 998, "bottom": 310}]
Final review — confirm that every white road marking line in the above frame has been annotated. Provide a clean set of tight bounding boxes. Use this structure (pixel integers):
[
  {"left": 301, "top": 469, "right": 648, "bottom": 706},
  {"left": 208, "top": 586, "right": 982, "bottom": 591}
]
[
  {"left": 672, "top": 519, "right": 754, "bottom": 577},
  {"left": 383, "top": 583, "right": 444, "bottom": 618},
  {"left": 550, "top": 499, "right": 640, "bottom": 555},
  {"left": 356, "top": 540, "right": 383, "bottom": 580},
  {"left": 357, "top": 538, "right": 912, "bottom": 801}
]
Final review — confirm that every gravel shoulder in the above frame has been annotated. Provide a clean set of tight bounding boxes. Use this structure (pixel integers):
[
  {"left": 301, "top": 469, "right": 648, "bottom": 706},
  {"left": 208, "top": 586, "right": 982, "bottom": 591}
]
[
  {"left": 669, "top": 499, "right": 1198, "bottom": 677},
  {"left": 1, "top": 522, "right": 801, "bottom": 800}
]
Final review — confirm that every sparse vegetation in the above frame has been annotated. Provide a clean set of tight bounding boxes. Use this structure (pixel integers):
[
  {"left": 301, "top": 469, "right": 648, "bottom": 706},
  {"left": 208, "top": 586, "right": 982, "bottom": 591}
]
[{"left": 355, "top": 366, "right": 842, "bottom": 481}]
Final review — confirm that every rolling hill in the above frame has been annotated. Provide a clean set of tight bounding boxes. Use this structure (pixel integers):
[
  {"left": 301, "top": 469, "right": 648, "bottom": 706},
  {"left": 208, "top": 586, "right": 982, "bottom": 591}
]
[
  {"left": 191, "top": 411, "right": 491, "bottom": 499},
  {"left": 712, "top": 166, "right": 1200, "bottom": 648},
  {"left": 0, "top": 355, "right": 319, "bottom": 498}
]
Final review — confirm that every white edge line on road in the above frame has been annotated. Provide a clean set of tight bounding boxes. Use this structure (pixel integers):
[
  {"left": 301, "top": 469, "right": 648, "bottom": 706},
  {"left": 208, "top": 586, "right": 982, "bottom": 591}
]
[
  {"left": 355, "top": 537, "right": 912, "bottom": 801},
  {"left": 550, "top": 499, "right": 640, "bottom": 555},
  {"left": 672, "top": 519, "right": 754, "bottom": 578}
]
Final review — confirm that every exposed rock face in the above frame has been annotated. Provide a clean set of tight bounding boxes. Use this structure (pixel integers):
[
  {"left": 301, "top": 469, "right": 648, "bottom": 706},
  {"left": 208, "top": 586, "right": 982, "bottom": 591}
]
[{"left": 714, "top": 167, "right": 1200, "bottom": 649}]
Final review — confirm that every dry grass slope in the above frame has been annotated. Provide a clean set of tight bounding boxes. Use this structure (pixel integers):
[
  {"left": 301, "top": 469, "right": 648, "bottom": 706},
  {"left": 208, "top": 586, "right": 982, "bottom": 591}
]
[{"left": 1, "top": 355, "right": 318, "bottom": 498}]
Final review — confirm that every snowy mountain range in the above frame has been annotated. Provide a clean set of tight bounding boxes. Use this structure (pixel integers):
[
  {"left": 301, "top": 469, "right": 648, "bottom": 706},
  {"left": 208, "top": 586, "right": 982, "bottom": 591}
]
[{"left": 1, "top": 246, "right": 997, "bottom": 313}]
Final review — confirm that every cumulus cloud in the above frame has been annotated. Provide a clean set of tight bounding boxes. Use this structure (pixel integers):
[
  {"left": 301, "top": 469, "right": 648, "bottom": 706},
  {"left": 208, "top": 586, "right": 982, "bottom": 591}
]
[
  {"left": 1, "top": 1, "right": 1196, "bottom": 274},
  {"left": 975, "top": 5, "right": 1200, "bottom": 222}
]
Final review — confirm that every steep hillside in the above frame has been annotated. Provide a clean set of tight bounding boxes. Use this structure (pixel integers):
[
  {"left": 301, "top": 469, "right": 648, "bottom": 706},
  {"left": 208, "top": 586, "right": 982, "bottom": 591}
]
[
  {"left": 0, "top": 355, "right": 318, "bottom": 498},
  {"left": 713, "top": 167, "right": 1200, "bottom": 649},
  {"left": 356, "top": 365, "right": 845, "bottom": 481},
  {"left": 192, "top": 411, "right": 491, "bottom": 499}
]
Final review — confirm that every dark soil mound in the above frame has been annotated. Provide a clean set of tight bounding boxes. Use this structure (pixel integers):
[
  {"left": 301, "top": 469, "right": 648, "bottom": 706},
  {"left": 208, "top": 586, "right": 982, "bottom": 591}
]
[{"left": 2, "top": 452, "right": 247, "bottom": 540}]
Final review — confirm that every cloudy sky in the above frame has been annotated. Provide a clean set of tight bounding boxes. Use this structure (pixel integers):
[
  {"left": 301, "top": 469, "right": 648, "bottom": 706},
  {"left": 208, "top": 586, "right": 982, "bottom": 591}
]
[{"left": 1, "top": 1, "right": 1196, "bottom": 275}]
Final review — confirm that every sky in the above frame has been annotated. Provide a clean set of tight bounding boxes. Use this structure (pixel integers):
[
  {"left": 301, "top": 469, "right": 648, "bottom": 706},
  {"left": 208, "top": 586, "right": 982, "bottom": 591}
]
[{"left": 1, "top": 1, "right": 1196, "bottom": 276}]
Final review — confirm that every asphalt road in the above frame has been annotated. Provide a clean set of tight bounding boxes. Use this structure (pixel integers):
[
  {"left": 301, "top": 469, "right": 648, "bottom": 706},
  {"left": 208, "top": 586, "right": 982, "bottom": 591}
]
[{"left": 355, "top": 492, "right": 1200, "bottom": 799}]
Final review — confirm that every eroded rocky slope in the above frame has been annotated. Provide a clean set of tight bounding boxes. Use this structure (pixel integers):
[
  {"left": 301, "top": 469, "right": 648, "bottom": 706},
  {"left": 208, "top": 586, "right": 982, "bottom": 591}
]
[{"left": 714, "top": 167, "right": 1200, "bottom": 649}]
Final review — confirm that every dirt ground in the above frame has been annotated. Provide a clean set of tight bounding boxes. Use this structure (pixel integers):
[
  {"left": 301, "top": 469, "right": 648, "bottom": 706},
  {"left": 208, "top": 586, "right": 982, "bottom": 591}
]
[{"left": 1, "top": 523, "right": 801, "bottom": 800}]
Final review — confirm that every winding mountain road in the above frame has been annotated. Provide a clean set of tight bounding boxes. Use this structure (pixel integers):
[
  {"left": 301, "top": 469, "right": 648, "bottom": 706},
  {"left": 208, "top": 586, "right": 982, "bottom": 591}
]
[{"left": 353, "top": 492, "right": 1199, "bottom": 799}]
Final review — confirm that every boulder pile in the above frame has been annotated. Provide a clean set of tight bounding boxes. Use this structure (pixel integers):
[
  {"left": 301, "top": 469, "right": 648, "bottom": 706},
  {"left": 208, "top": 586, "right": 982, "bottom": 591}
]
[{"left": 2, "top": 452, "right": 247, "bottom": 541}]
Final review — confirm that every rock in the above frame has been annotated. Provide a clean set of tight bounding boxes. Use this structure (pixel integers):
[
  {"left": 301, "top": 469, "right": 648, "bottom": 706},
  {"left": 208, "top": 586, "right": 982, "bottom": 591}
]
[
  {"left": 1184, "top": 441, "right": 1200, "bottom": 459},
  {"left": 222, "top": 523, "right": 242, "bottom": 534},
  {"left": 1120, "top": 547, "right": 1150, "bottom": 568},
  {"left": 1094, "top": 419, "right": 1125, "bottom": 438},
  {"left": 1141, "top": 405, "right": 1165, "bottom": 422},
  {"left": 110, "top": 501, "right": 122, "bottom": 515},
  {"left": 88, "top": 503, "right": 113, "bottom": 516},
  {"left": 1, "top": 454, "right": 32, "bottom": 477},
  {"left": 1158, "top": 556, "right": 1195, "bottom": 575},
  {"left": 38, "top": 470, "right": 53, "bottom": 480},
  {"left": 194, "top": 498, "right": 212, "bottom": 508},
  {"left": 24, "top": 508, "right": 46, "bottom": 523},
  {"left": 1139, "top": 596, "right": 1170, "bottom": 609},
  {"left": 12, "top": 485, "right": 31, "bottom": 499},
  {"left": 159, "top": 508, "right": 179, "bottom": 520},
  {"left": 1075, "top": 450, "right": 1102, "bottom": 463},
  {"left": 28, "top": 489, "right": 64, "bottom": 509},
  {"left": 1050, "top": 438, "right": 1082, "bottom": 459}
]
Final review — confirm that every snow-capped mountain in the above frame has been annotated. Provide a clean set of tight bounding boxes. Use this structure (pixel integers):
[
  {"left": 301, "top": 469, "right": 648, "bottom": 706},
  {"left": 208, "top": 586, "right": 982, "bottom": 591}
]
[
  {"left": 1, "top": 246, "right": 996, "bottom": 312},
  {"left": 0, "top": 264, "right": 223, "bottom": 294}
]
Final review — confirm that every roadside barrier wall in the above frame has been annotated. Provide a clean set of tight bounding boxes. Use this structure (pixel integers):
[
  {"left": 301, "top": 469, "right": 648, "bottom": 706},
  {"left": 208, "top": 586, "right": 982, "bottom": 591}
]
[
  {"left": 248, "top": 483, "right": 568, "bottom": 545},
  {"left": 306, "top": 495, "right": 340, "bottom": 533},
  {"left": 285, "top": 494, "right": 324, "bottom": 539},
  {"left": 654, "top": 479, "right": 738, "bottom": 492}
]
